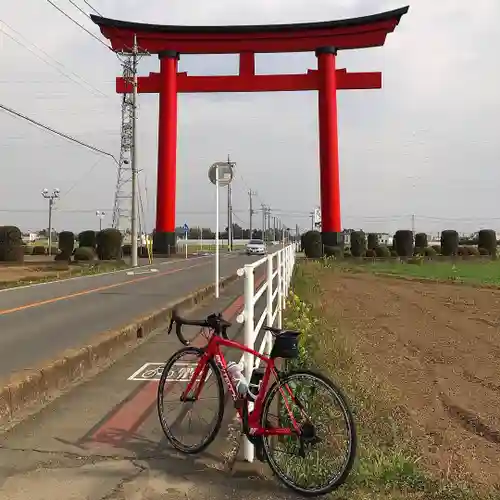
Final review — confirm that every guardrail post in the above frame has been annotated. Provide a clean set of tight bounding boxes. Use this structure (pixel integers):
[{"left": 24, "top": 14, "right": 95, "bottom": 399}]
[
  {"left": 277, "top": 250, "right": 283, "bottom": 328},
  {"left": 265, "top": 253, "right": 273, "bottom": 355},
  {"left": 243, "top": 264, "right": 255, "bottom": 463},
  {"left": 285, "top": 245, "right": 289, "bottom": 298}
]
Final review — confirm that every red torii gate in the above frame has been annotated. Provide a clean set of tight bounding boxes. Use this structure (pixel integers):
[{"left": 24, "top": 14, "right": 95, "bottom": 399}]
[{"left": 91, "top": 6, "right": 408, "bottom": 254}]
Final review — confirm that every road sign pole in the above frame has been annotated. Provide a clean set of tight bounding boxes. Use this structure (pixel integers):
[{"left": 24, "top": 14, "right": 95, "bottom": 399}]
[
  {"left": 185, "top": 231, "right": 188, "bottom": 259},
  {"left": 208, "top": 160, "right": 234, "bottom": 300},
  {"left": 215, "top": 165, "right": 220, "bottom": 298}
]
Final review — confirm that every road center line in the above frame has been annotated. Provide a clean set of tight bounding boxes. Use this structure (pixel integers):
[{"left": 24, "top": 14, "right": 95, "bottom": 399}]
[{"left": 0, "top": 259, "right": 221, "bottom": 317}]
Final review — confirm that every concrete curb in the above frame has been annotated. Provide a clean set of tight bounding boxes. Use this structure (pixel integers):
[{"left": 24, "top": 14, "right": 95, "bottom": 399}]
[{"left": 0, "top": 272, "right": 240, "bottom": 430}]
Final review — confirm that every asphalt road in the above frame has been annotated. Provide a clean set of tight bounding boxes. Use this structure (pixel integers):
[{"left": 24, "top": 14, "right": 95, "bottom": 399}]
[{"left": 0, "top": 251, "right": 269, "bottom": 378}]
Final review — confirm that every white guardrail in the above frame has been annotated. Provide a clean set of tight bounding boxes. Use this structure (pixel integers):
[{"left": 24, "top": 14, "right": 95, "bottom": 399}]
[{"left": 236, "top": 243, "right": 297, "bottom": 462}]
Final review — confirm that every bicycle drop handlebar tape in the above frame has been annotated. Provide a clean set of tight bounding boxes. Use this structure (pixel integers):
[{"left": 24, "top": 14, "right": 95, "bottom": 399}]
[
  {"left": 167, "top": 312, "right": 230, "bottom": 345},
  {"left": 167, "top": 313, "right": 209, "bottom": 345}
]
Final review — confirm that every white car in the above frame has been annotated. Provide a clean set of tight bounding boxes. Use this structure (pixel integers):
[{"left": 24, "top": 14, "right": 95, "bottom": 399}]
[{"left": 246, "top": 239, "right": 267, "bottom": 256}]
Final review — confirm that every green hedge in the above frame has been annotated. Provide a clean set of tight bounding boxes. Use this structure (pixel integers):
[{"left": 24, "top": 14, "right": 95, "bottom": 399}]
[
  {"left": 394, "top": 230, "right": 413, "bottom": 257},
  {"left": 441, "top": 230, "right": 459, "bottom": 256},
  {"left": 96, "top": 229, "right": 123, "bottom": 260},
  {"left": 302, "top": 230, "right": 322, "bottom": 258}
]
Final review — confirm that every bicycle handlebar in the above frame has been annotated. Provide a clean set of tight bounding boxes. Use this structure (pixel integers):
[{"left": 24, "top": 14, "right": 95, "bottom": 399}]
[{"left": 167, "top": 309, "right": 231, "bottom": 345}]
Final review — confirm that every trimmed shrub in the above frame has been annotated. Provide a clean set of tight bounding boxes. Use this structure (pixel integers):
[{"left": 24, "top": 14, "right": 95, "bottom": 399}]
[
  {"left": 457, "top": 246, "right": 468, "bottom": 257},
  {"left": 367, "top": 233, "right": 378, "bottom": 250},
  {"left": 96, "top": 228, "right": 123, "bottom": 260},
  {"left": 0, "top": 226, "right": 24, "bottom": 263},
  {"left": 302, "top": 230, "right": 322, "bottom": 258},
  {"left": 441, "top": 230, "right": 459, "bottom": 256},
  {"left": 32, "top": 245, "right": 46, "bottom": 256},
  {"left": 478, "top": 229, "right": 496, "bottom": 256},
  {"left": 343, "top": 249, "right": 352, "bottom": 258},
  {"left": 74, "top": 246, "right": 96, "bottom": 261},
  {"left": 375, "top": 245, "right": 391, "bottom": 258},
  {"left": 324, "top": 245, "right": 343, "bottom": 259},
  {"left": 365, "top": 249, "right": 376, "bottom": 258},
  {"left": 424, "top": 246, "right": 437, "bottom": 257},
  {"left": 58, "top": 231, "right": 75, "bottom": 258},
  {"left": 350, "top": 231, "right": 366, "bottom": 257},
  {"left": 414, "top": 232, "right": 428, "bottom": 250},
  {"left": 390, "top": 249, "right": 398, "bottom": 257},
  {"left": 0, "top": 245, "right": 24, "bottom": 262},
  {"left": 0, "top": 225, "right": 22, "bottom": 245},
  {"left": 78, "top": 230, "right": 97, "bottom": 249},
  {"left": 479, "top": 247, "right": 489, "bottom": 256},
  {"left": 394, "top": 230, "right": 413, "bottom": 257}
]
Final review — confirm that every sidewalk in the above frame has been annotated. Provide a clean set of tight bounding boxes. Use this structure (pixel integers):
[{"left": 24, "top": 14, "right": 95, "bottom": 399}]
[{"left": 0, "top": 275, "right": 294, "bottom": 499}]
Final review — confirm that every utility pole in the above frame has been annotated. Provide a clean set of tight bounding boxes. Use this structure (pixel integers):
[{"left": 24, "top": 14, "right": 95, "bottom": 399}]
[
  {"left": 130, "top": 34, "right": 139, "bottom": 267},
  {"left": 248, "top": 190, "right": 256, "bottom": 238},
  {"left": 227, "top": 154, "right": 234, "bottom": 251},
  {"left": 267, "top": 207, "right": 272, "bottom": 243},
  {"left": 116, "top": 34, "right": 148, "bottom": 267},
  {"left": 411, "top": 214, "right": 415, "bottom": 235},
  {"left": 41, "top": 188, "right": 60, "bottom": 256},
  {"left": 310, "top": 212, "right": 314, "bottom": 230},
  {"left": 261, "top": 204, "right": 267, "bottom": 242}
]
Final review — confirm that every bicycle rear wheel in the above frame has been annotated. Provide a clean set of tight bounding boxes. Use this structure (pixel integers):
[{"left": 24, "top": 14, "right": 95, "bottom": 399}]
[
  {"left": 260, "top": 369, "right": 356, "bottom": 496},
  {"left": 157, "top": 347, "right": 225, "bottom": 454}
]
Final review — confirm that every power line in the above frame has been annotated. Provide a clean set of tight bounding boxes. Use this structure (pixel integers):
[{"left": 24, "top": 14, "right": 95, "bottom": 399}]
[
  {"left": 0, "top": 19, "right": 108, "bottom": 97},
  {"left": 44, "top": 0, "right": 110, "bottom": 50},
  {"left": 0, "top": 102, "right": 119, "bottom": 166},
  {"left": 66, "top": 0, "right": 92, "bottom": 18},
  {"left": 81, "top": 0, "right": 102, "bottom": 16}
]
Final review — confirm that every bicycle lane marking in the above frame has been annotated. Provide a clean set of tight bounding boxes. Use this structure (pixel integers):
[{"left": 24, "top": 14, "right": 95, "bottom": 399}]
[{"left": 83, "top": 272, "right": 267, "bottom": 449}]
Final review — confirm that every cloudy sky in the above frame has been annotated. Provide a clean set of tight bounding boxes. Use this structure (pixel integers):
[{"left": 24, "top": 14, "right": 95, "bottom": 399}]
[{"left": 1, "top": 0, "right": 499, "bottom": 236}]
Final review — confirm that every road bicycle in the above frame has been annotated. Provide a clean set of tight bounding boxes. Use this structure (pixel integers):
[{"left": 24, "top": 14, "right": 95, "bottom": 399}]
[{"left": 157, "top": 310, "right": 357, "bottom": 497}]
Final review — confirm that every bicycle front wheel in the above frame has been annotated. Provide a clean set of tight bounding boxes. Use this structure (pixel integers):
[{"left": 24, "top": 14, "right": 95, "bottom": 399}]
[
  {"left": 157, "top": 347, "right": 225, "bottom": 454},
  {"left": 261, "top": 369, "right": 356, "bottom": 497}
]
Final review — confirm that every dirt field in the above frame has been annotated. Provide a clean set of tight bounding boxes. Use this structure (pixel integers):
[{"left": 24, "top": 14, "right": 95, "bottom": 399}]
[
  {"left": 0, "top": 265, "right": 68, "bottom": 286},
  {"left": 317, "top": 271, "right": 500, "bottom": 489}
]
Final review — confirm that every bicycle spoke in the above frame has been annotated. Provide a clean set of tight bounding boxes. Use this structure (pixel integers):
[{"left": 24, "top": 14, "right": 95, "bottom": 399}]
[
  {"left": 157, "top": 347, "right": 225, "bottom": 453},
  {"left": 261, "top": 371, "right": 356, "bottom": 495}
]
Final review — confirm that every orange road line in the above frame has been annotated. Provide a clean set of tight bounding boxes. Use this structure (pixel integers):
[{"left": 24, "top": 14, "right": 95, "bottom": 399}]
[{"left": 0, "top": 260, "right": 211, "bottom": 317}]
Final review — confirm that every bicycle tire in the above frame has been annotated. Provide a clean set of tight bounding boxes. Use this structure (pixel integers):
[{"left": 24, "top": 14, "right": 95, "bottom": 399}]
[
  {"left": 157, "top": 347, "right": 225, "bottom": 454},
  {"left": 260, "top": 369, "right": 357, "bottom": 497}
]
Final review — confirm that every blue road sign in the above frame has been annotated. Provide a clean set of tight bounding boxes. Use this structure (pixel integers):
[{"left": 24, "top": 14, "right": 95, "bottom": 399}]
[{"left": 183, "top": 223, "right": 189, "bottom": 234}]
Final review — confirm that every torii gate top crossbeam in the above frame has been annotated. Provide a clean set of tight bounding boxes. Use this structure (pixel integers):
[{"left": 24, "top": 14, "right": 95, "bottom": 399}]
[{"left": 90, "top": 6, "right": 409, "bottom": 54}]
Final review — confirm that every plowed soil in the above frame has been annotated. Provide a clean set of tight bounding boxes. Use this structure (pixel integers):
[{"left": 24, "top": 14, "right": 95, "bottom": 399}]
[{"left": 320, "top": 272, "right": 500, "bottom": 487}]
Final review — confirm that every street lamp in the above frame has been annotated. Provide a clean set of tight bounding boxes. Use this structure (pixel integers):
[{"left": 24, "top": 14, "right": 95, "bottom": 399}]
[
  {"left": 41, "top": 188, "right": 60, "bottom": 256},
  {"left": 96, "top": 210, "right": 106, "bottom": 231}
]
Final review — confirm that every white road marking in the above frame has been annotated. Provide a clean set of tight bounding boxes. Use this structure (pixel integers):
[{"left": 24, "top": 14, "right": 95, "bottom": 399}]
[
  {"left": 125, "top": 268, "right": 159, "bottom": 276},
  {"left": 128, "top": 361, "right": 211, "bottom": 382}
]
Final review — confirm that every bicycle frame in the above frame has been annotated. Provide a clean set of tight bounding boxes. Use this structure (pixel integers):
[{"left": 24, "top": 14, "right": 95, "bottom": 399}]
[{"left": 182, "top": 334, "right": 301, "bottom": 437}]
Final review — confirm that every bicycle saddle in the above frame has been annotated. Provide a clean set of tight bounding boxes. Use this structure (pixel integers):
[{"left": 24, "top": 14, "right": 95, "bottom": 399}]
[{"left": 263, "top": 326, "right": 301, "bottom": 337}]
